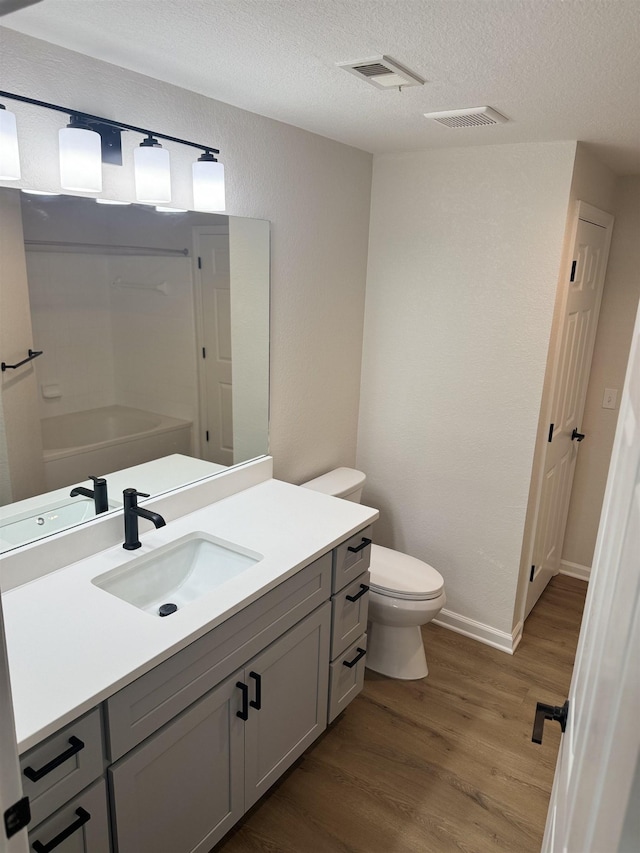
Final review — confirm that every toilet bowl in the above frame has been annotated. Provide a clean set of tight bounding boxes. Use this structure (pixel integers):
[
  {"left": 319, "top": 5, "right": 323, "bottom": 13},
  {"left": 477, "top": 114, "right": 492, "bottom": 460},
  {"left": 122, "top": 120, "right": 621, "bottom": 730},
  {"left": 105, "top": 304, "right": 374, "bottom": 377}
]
[
  {"left": 366, "top": 544, "right": 445, "bottom": 679},
  {"left": 301, "top": 467, "right": 446, "bottom": 680}
]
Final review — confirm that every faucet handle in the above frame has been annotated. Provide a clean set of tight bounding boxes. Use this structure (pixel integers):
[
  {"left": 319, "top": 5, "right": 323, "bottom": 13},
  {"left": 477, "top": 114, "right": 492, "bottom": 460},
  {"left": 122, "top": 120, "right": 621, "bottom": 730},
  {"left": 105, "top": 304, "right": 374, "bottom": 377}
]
[
  {"left": 123, "top": 488, "right": 150, "bottom": 499},
  {"left": 88, "top": 475, "right": 106, "bottom": 485}
]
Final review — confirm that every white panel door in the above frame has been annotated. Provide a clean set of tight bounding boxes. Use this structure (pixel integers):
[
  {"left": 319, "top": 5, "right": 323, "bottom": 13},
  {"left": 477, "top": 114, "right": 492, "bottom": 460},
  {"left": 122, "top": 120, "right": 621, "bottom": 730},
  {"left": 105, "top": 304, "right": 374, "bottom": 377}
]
[
  {"left": 542, "top": 301, "right": 640, "bottom": 852},
  {"left": 194, "top": 230, "right": 234, "bottom": 466},
  {"left": 526, "top": 204, "right": 613, "bottom": 617}
]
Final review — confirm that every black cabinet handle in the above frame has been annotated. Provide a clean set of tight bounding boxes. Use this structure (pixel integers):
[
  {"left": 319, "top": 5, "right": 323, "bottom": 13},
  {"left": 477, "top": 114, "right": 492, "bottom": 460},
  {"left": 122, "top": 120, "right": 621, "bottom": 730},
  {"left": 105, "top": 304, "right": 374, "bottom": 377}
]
[
  {"left": 249, "top": 671, "right": 262, "bottom": 710},
  {"left": 571, "top": 428, "right": 586, "bottom": 442},
  {"left": 32, "top": 807, "right": 90, "bottom": 852},
  {"left": 23, "top": 736, "right": 85, "bottom": 782},
  {"left": 346, "top": 583, "right": 370, "bottom": 603},
  {"left": 347, "top": 537, "right": 372, "bottom": 554},
  {"left": 343, "top": 647, "right": 367, "bottom": 669},
  {"left": 532, "top": 699, "right": 569, "bottom": 744},
  {"left": 236, "top": 681, "right": 249, "bottom": 721}
]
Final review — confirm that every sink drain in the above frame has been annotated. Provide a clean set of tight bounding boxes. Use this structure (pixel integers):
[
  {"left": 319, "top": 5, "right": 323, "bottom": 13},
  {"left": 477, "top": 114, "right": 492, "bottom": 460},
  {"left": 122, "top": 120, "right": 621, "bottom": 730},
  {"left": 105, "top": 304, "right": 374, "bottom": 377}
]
[{"left": 159, "top": 603, "right": 178, "bottom": 617}]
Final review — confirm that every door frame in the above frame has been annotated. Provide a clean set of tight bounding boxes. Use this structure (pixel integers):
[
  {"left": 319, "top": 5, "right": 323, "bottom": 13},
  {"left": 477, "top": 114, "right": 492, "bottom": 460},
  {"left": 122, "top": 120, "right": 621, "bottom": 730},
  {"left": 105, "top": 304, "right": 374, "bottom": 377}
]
[{"left": 516, "top": 201, "right": 614, "bottom": 630}]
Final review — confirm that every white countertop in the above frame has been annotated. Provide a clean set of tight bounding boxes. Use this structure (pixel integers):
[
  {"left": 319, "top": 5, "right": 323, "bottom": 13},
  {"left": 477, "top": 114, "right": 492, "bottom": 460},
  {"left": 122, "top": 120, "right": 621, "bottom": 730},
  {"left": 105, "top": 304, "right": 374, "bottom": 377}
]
[{"left": 3, "top": 479, "right": 378, "bottom": 753}]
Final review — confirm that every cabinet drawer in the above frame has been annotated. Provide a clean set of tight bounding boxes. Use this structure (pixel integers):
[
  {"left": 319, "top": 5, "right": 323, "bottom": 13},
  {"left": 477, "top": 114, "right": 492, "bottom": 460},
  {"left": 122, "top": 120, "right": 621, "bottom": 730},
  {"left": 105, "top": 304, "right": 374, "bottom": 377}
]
[
  {"left": 106, "top": 553, "right": 331, "bottom": 760},
  {"left": 20, "top": 709, "right": 104, "bottom": 828},
  {"left": 332, "top": 527, "right": 372, "bottom": 593},
  {"left": 331, "top": 571, "right": 370, "bottom": 659},
  {"left": 328, "top": 634, "right": 367, "bottom": 724},
  {"left": 28, "top": 779, "right": 110, "bottom": 853}
]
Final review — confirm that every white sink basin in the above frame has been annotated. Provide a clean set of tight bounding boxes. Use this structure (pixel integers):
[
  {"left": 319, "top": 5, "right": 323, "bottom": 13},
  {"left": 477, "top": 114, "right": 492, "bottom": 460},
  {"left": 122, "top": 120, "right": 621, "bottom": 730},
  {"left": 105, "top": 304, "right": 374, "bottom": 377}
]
[
  {"left": 92, "top": 532, "right": 263, "bottom": 616},
  {"left": 0, "top": 498, "right": 118, "bottom": 552}
]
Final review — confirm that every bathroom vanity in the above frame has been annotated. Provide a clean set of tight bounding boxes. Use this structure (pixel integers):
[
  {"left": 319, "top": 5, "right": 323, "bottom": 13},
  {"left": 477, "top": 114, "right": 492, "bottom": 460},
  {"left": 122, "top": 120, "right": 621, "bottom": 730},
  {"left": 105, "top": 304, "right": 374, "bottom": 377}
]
[{"left": 1, "top": 462, "right": 377, "bottom": 852}]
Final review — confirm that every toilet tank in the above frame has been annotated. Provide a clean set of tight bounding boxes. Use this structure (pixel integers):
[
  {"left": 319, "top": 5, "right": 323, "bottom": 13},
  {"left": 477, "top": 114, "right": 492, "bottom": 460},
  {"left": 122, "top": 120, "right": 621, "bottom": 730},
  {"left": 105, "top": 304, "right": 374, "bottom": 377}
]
[{"left": 300, "top": 467, "right": 366, "bottom": 503}]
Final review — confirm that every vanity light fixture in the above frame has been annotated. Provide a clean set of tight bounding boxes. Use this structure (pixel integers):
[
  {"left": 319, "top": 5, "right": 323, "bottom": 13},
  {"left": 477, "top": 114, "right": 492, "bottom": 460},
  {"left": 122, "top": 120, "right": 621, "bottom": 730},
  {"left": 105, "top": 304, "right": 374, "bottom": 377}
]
[
  {"left": 134, "top": 136, "right": 171, "bottom": 203},
  {"left": 0, "top": 104, "right": 21, "bottom": 180},
  {"left": 192, "top": 151, "right": 225, "bottom": 212},
  {"left": 59, "top": 115, "right": 102, "bottom": 192},
  {"left": 0, "top": 90, "right": 225, "bottom": 210}
]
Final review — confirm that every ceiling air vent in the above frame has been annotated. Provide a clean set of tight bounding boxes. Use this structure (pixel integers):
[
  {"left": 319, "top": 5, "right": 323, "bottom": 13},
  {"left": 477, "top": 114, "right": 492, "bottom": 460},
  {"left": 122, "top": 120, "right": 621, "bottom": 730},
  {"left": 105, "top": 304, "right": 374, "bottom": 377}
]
[
  {"left": 424, "top": 106, "right": 509, "bottom": 127},
  {"left": 339, "top": 56, "right": 425, "bottom": 90}
]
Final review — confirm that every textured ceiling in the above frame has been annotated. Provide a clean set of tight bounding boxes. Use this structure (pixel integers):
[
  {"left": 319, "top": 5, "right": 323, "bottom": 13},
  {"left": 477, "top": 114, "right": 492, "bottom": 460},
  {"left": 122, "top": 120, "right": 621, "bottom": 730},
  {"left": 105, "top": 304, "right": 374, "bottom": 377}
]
[{"left": 3, "top": 0, "right": 640, "bottom": 174}]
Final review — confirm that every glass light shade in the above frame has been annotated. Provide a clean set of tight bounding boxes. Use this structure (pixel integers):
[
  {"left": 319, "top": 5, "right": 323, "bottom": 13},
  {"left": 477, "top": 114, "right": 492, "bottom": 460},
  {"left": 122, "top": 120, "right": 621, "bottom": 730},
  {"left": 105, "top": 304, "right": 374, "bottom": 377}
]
[
  {"left": 96, "top": 198, "right": 131, "bottom": 205},
  {"left": 0, "top": 108, "right": 21, "bottom": 180},
  {"left": 134, "top": 144, "right": 171, "bottom": 203},
  {"left": 192, "top": 159, "right": 225, "bottom": 211},
  {"left": 59, "top": 125, "right": 103, "bottom": 192}
]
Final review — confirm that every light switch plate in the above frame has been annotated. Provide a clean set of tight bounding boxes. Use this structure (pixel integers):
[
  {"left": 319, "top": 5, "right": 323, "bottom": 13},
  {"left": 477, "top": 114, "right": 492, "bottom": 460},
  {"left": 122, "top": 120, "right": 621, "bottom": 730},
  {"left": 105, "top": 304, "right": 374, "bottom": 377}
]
[{"left": 603, "top": 388, "right": 618, "bottom": 409}]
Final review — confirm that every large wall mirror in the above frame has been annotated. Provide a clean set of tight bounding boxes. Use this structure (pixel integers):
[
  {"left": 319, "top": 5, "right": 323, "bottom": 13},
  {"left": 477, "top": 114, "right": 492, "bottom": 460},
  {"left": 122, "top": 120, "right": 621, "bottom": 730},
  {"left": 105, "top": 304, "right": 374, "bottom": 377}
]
[{"left": 0, "top": 188, "right": 270, "bottom": 552}]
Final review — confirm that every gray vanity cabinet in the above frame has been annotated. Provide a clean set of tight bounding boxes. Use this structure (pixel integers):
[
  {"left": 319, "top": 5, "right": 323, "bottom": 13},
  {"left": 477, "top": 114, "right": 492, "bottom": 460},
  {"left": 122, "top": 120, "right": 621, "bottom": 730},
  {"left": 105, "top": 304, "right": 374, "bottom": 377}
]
[
  {"left": 327, "top": 528, "right": 372, "bottom": 723},
  {"left": 109, "top": 602, "right": 331, "bottom": 853}
]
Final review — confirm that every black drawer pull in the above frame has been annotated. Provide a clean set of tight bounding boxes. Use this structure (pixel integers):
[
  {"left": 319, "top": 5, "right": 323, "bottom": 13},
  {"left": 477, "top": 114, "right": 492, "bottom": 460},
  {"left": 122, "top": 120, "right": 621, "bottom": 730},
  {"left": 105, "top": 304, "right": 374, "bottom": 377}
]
[
  {"left": 347, "top": 537, "right": 372, "bottom": 554},
  {"left": 346, "top": 583, "right": 370, "bottom": 603},
  {"left": 32, "top": 807, "right": 90, "bottom": 852},
  {"left": 23, "top": 736, "right": 85, "bottom": 782},
  {"left": 236, "top": 681, "right": 249, "bottom": 720},
  {"left": 249, "top": 671, "right": 262, "bottom": 710},
  {"left": 343, "top": 647, "right": 367, "bottom": 668}
]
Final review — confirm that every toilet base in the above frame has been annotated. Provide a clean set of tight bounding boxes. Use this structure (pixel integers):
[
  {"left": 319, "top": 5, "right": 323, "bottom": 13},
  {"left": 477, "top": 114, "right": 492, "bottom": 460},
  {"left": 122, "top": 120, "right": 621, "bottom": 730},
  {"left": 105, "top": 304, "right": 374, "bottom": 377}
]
[{"left": 365, "top": 623, "right": 429, "bottom": 680}]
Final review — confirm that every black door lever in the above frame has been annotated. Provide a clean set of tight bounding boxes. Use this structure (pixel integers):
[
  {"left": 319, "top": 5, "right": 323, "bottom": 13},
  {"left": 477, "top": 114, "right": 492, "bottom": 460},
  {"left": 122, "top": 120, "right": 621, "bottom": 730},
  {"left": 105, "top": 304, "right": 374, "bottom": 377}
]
[
  {"left": 532, "top": 699, "right": 569, "bottom": 744},
  {"left": 571, "top": 428, "right": 586, "bottom": 442}
]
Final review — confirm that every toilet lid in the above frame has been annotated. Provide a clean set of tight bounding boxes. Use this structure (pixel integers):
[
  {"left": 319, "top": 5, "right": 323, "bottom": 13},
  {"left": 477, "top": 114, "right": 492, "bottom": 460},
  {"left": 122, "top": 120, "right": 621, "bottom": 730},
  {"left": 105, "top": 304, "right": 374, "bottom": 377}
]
[{"left": 369, "top": 544, "right": 444, "bottom": 601}]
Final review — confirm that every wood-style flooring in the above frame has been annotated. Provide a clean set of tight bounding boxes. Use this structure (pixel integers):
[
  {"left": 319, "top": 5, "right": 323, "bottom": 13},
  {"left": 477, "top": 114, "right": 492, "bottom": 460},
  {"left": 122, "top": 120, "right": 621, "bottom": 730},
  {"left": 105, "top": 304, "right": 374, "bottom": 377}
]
[{"left": 213, "top": 575, "right": 587, "bottom": 853}]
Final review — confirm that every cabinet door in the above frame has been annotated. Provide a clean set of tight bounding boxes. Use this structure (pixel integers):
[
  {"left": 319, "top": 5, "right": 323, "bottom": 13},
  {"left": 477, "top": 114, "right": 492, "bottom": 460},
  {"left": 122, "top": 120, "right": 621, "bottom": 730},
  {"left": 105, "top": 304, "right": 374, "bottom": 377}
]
[
  {"left": 109, "top": 674, "right": 244, "bottom": 853},
  {"left": 243, "top": 602, "right": 330, "bottom": 809}
]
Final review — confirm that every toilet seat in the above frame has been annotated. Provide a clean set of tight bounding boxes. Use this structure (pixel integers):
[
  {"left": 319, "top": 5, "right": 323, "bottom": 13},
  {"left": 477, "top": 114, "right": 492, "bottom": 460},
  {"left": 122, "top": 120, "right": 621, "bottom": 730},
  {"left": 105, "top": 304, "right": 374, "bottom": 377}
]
[{"left": 369, "top": 544, "right": 444, "bottom": 601}]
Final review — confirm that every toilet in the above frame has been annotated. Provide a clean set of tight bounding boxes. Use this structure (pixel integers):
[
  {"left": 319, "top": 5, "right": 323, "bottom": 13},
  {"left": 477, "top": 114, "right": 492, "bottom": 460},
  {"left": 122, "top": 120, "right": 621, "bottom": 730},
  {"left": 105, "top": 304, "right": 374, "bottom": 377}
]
[{"left": 301, "top": 467, "right": 446, "bottom": 680}]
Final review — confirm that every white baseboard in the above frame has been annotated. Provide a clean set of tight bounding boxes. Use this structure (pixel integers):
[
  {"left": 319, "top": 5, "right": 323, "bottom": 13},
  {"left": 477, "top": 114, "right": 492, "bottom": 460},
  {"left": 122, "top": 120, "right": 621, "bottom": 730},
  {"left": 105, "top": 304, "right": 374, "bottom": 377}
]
[
  {"left": 432, "top": 609, "right": 521, "bottom": 655},
  {"left": 559, "top": 560, "right": 591, "bottom": 581}
]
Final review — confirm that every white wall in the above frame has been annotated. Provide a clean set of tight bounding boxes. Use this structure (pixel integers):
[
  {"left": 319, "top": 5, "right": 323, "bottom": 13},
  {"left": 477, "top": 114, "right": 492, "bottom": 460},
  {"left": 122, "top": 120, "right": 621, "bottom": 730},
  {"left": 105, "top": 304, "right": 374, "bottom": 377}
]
[
  {"left": 562, "top": 175, "right": 640, "bottom": 569},
  {"left": 0, "top": 27, "right": 372, "bottom": 484},
  {"left": 358, "top": 143, "right": 576, "bottom": 636},
  {"left": 0, "top": 189, "right": 45, "bottom": 502}
]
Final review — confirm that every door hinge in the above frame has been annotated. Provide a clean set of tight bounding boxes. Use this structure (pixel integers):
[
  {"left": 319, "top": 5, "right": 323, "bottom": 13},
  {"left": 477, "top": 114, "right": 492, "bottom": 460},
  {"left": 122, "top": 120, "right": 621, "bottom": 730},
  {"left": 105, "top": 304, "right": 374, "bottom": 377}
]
[
  {"left": 570, "top": 260, "right": 577, "bottom": 282},
  {"left": 205, "top": 430, "right": 209, "bottom": 442},
  {"left": 197, "top": 256, "right": 202, "bottom": 269},
  {"left": 548, "top": 423, "right": 554, "bottom": 442},
  {"left": 4, "top": 796, "right": 31, "bottom": 839},
  {"left": 202, "top": 347, "right": 206, "bottom": 358},
  {"left": 530, "top": 565, "right": 535, "bottom": 582}
]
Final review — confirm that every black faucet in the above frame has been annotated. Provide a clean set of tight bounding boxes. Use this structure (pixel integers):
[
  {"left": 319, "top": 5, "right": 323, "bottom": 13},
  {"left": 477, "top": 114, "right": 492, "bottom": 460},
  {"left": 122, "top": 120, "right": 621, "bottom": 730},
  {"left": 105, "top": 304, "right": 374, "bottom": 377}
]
[
  {"left": 70, "top": 475, "right": 109, "bottom": 514},
  {"left": 122, "top": 488, "right": 166, "bottom": 550}
]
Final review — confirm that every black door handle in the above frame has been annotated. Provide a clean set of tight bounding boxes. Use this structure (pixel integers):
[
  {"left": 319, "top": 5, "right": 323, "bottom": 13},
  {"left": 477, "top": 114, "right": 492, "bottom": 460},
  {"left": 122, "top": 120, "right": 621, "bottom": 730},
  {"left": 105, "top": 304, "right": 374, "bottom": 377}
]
[
  {"left": 346, "top": 583, "right": 370, "bottom": 603},
  {"left": 571, "top": 428, "right": 586, "bottom": 442},
  {"left": 249, "top": 671, "right": 262, "bottom": 710},
  {"left": 347, "top": 537, "right": 372, "bottom": 554},
  {"left": 532, "top": 699, "right": 569, "bottom": 744},
  {"left": 23, "top": 736, "right": 85, "bottom": 782},
  {"left": 236, "top": 681, "right": 249, "bottom": 721}
]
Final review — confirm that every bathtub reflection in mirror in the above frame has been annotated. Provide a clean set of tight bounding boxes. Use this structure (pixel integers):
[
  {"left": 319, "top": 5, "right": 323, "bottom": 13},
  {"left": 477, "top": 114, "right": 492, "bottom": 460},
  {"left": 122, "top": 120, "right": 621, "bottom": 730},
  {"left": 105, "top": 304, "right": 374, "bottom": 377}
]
[{"left": 0, "top": 189, "right": 270, "bottom": 551}]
